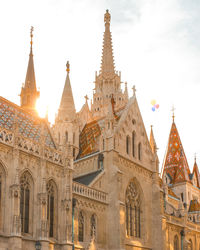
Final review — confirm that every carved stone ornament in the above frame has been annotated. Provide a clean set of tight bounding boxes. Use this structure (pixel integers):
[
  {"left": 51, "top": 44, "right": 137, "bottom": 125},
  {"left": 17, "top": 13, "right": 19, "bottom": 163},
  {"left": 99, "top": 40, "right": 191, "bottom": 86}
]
[{"left": 125, "top": 181, "right": 140, "bottom": 206}]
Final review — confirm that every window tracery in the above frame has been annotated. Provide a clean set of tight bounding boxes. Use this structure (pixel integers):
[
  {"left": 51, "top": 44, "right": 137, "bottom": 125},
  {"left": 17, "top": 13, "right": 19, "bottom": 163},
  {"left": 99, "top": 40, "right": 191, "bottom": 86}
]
[
  {"left": 125, "top": 181, "right": 141, "bottom": 238},
  {"left": 20, "top": 172, "right": 31, "bottom": 233},
  {"left": 90, "top": 214, "right": 96, "bottom": 237},
  {"left": 47, "top": 180, "right": 56, "bottom": 238},
  {"left": 78, "top": 211, "right": 84, "bottom": 242},
  {"left": 174, "top": 235, "right": 179, "bottom": 250}
]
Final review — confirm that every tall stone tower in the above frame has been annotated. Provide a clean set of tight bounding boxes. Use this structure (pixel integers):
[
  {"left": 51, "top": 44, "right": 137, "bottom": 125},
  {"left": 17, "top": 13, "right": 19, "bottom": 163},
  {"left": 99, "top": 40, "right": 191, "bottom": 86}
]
[
  {"left": 20, "top": 27, "right": 40, "bottom": 113},
  {"left": 53, "top": 62, "right": 79, "bottom": 159},
  {"left": 91, "top": 10, "right": 128, "bottom": 118}
]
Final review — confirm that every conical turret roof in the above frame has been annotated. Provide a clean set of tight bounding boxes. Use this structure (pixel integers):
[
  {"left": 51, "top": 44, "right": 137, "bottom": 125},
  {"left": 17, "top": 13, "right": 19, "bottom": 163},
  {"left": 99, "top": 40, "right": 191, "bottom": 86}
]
[
  {"left": 192, "top": 158, "right": 200, "bottom": 187},
  {"left": 162, "top": 121, "right": 191, "bottom": 184},
  {"left": 150, "top": 125, "right": 157, "bottom": 154},
  {"left": 58, "top": 61, "right": 76, "bottom": 121}
]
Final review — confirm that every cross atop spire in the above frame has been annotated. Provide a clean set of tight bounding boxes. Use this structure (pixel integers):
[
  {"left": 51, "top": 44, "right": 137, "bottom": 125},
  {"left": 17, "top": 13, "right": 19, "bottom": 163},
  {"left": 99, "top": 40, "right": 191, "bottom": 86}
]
[
  {"left": 30, "top": 26, "right": 34, "bottom": 54},
  {"left": 100, "top": 10, "right": 115, "bottom": 76},
  {"left": 171, "top": 105, "right": 175, "bottom": 123},
  {"left": 66, "top": 61, "right": 70, "bottom": 73}
]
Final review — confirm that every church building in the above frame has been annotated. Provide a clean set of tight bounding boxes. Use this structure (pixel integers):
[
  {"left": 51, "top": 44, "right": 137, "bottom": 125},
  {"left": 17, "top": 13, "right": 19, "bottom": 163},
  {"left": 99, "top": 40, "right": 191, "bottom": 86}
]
[{"left": 0, "top": 9, "right": 200, "bottom": 250}]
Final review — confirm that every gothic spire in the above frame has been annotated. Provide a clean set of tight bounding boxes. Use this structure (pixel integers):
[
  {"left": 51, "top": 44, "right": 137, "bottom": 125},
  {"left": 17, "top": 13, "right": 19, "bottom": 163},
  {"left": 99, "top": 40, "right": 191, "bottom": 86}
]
[
  {"left": 57, "top": 61, "right": 76, "bottom": 121},
  {"left": 20, "top": 26, "right": 39, "bottom": 112},
  {"left": 149, "top": 125, "right": 157, "bottom": 154},
  {"left": 162, "top": 120, "right": 191, "bottom": 184},
  {"left": 192, "top": 157, "right": 200, "bottom": 188},
  {"left": 100, "top": 10, "right": 115, "bottom": 75}
]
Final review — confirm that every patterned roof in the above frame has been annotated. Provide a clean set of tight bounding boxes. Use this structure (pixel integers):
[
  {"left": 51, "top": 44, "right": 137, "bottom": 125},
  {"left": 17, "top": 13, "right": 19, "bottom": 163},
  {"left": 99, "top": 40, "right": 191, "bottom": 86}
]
[
  {"left": 79, "top": 120, "right": 101, "bottom": 158},
  {"left": 162, "top": 121, "right": 191, "bottom": 184},
  {"left": 0, "top": 97, "right": 56, "bottom": 148},
  {"left": 189, "top": 199, "right": 200, "bottom": 212},
  {"left": 192, "top": 161, "right": 200, "bottom": 188}
]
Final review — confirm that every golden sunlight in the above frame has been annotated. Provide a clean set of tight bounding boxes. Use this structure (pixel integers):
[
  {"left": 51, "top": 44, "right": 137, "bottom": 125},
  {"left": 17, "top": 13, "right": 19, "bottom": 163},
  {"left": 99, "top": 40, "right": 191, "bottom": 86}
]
[{"left": 36, "top": 98, "right": 47, "bottom": 118}]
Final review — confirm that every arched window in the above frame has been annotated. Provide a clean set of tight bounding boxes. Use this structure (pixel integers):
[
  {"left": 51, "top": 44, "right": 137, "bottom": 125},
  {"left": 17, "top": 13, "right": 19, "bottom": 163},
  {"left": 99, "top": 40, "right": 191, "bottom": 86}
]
[
  {"left": 47, "top": 180, "right": 57, "bottom": 238},
  {"left": 132, "top": 132, "right": 135, "bottom": 157},
  {"left": 90, "top": 214, "right": 96, "bottom": 237},
  {"left": 138, "top": 143, "right": 142, "bottom": 160},
  {"left": 188, "top": 239, "right": 193, "bottom": 250},
  {"left": 65, "top": 131, "right": 68, "bottom": 143},
  {"left": 174, "top": 235, "right": 179, "bottom": 250},
  {"left": 78, "top": 211, "right": 84, "bottom": 242},
  {"left": 20, "top": 171, "right": 32, "bottom": 233},
  {"left": 126, "top": 136, "right": 130, "bottom": 155},
  {"left": 125, "top": 180, "right": 141, "bottom": 238}
]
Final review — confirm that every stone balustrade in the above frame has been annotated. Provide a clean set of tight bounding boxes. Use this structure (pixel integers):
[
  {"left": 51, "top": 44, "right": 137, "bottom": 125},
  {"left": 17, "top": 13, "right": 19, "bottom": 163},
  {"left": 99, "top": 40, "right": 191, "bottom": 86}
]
[
  {"left": 0, "top": 127, "right": 64, "bottom": 166},
  {"left": 73, "top": 181, "right": 107, "bottom": 203}
]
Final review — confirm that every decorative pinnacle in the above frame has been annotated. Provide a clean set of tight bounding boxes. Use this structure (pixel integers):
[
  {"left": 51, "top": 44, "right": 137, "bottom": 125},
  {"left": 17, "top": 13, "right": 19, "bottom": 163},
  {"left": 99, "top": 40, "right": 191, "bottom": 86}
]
[
  {"left": 194, "top": 153, "right": 197, "bottom": 163},
  {"left": 132, "top": 85, "right": 136, "bottom": 96},
  {"left": 104, "top": 9, "right": 111, "bottom": 25},
  {"left": 84, "top": 94, "right": 89, "bottom": 103},
  {"left": 66, "top": 61, "right": 70, "bottom": 73},
  {"left": 30, "top": 26, "right": 34, "bottom": 48}
]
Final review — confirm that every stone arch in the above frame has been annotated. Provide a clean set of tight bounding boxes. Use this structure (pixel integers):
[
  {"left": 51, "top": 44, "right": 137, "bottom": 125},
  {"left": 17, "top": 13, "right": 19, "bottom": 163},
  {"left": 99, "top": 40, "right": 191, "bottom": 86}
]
[
  {"left": 78, "top": 210, "right": 85, "bottom": 242},
  {"left": 174, "top": 234, "right": 179, "bottom": 250},
  {"left": 125, "top": 178, "right": 144, "bottom": 239},
  {"left": 20, "top": 170, "right": 34, "bottom": 234},
  {"left": 46, "top": 179, "right": 58, "bottom": 239}
]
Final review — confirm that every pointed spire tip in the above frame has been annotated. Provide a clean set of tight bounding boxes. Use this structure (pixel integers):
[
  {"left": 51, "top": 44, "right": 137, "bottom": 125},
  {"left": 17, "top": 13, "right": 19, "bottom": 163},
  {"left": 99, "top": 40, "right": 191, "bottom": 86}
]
[{"left": 66, "top": 61, "right": 70, "bottom": 73}]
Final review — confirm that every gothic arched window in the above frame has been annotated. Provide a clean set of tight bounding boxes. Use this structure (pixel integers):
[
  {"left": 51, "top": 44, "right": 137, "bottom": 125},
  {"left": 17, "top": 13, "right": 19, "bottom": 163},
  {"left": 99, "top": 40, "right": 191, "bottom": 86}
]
[
  {"left": 138, "top": 143, "right": 142, "bottom": 160},
  {"left": 20, "top": 172, "right": 32, "bottom": 233},
  {"left": 73, "top": 132, "right": 75, "bottom": 144},
  {"left": 132, "top": 132, "right": 135, "bottom": 157},
  {"left": 188, "top": 239, "right": 193, "bottom": 250},
  {"left": 125, "top": 180, "right": 141, "bottom": 238},
  {"left": 47, "top": 180, "right": 57, "bottom": 238},
  {"left": 174, "top": 235, "right": 179, "bottom": 250},
  {"left": 78, "top": 211, "right": 84, "bottom": 242},
  {"left": 126, "top": 136, "right": 130, "bottom": 155},
  {"left": 90, "top": 214, "right": 97, "bottom": 237}
]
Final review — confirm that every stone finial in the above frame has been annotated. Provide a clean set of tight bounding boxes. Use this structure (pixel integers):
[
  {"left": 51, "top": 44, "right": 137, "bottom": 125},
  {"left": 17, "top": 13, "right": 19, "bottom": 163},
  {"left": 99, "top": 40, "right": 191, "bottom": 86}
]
[
  {"left": 132, "top": 85, "right": 136, "bottom": 96},
  {"left": 104, "top": 9, "right": 111, "bottom": 25},
  {"left": 84, "top": 95, "right": 89, "bottom": 103},
  {"left": 66, "top": 61, "right": 70, "bottom": 73}
]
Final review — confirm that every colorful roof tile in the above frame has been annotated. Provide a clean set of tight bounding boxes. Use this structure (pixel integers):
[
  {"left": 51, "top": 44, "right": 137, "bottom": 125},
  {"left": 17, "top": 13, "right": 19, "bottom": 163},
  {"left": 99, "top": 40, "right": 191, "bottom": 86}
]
[
  {"left": 189, "top": 199, "right": 200, "bottom": 212},
  {"left": 0, "top": 97, "right": 56, "bottom": 148},
  {"left": 162, "top": 121, "right": 191, "bottom": 184},
  {"left": 79, "top": 120, "right": 101, "bottom": 158}
]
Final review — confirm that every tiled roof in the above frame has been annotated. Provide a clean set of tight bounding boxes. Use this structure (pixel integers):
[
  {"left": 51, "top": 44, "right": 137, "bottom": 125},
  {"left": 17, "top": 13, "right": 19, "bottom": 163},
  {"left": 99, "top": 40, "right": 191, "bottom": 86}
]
[
  {"left": 73, "top": 169, "right": 102, "bottom": 186},
  {"left": 189, "top": 199, "right": 200, "bottom": 212},
  {"left": 79, "top": 120, "right": 101, "bottom": 158},
  {"left": 0, "top": 97, "right": 56, "bottom": 148},
  {"left": 162, "top": 121, "right": 191, "bottom": 184}
]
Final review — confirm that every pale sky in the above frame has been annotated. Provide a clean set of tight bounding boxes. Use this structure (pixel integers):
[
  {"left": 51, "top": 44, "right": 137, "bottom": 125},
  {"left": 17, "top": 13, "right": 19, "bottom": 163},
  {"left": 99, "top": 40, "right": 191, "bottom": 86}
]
[{"left": 1, "top": 0, "right": 200, "bottom": 172}]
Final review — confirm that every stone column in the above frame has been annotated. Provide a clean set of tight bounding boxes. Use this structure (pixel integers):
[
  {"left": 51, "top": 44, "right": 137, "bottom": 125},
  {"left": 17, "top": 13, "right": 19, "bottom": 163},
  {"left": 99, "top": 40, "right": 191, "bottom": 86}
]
[{"left": 9, "top": 148, "right": 22, "bottom": 250}]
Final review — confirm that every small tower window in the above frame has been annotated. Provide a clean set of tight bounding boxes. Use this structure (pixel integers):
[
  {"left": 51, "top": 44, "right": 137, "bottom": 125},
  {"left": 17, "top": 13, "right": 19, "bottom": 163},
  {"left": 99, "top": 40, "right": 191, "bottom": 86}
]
[
  {"left": 73, "top": 132, "right": 75, "bottom": 144},
  {"left": 132, "top": 132, "right": 135, "bottom": 157},
  {"left": 126, "top": 136, "right": 130, "bottom": 155}
]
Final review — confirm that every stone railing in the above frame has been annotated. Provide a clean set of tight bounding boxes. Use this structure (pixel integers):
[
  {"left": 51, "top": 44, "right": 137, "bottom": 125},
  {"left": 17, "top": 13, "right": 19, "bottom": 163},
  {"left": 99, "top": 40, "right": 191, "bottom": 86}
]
[
  {"left": 73, "top": 181, "right": 107, "bottom": 204},
  {"left": 0, "top": 127, "right": 64, "bottom": 166},
  {"left": 0, "top": 128, "right": 14, "bottom": 145}
]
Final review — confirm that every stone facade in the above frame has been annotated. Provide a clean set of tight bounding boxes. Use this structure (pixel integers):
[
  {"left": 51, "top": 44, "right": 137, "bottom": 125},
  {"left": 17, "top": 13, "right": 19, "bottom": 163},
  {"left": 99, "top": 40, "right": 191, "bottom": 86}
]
[{"left": 0, "top": 9, "right": 200, "bottom": 250}]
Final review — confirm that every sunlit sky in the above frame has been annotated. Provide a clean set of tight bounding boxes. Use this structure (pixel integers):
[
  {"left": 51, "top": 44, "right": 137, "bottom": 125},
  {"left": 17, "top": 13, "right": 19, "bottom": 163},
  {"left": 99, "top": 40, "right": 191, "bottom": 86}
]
[{"left": 1, "top": 0, "right": 200, "bottom": 172}]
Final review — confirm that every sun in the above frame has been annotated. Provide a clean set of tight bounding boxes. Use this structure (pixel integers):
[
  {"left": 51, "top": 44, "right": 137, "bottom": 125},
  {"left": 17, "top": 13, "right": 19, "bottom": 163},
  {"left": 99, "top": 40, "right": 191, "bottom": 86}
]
[{"left": 36, "top": 98, "right": 47, "bottom": 118}]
